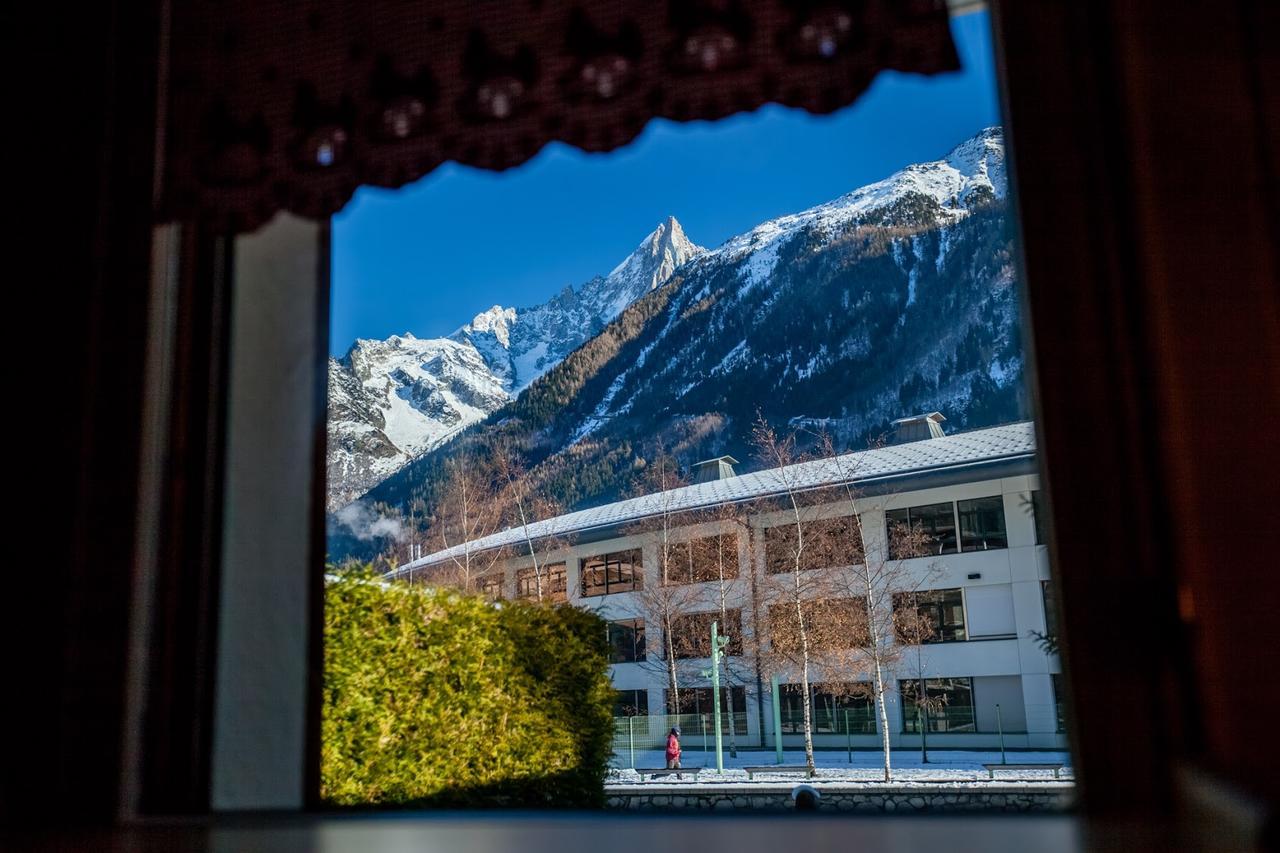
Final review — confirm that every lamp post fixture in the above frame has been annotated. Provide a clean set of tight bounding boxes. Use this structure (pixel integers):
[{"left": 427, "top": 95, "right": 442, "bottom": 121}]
[{"left": 699, "top": 620, "right": 730, "bottom": 773}]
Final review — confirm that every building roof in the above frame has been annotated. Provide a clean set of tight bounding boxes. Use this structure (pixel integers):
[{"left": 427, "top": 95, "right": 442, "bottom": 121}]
[{"left": 389, "top": 420, "right": 1036, "bottom": 578}]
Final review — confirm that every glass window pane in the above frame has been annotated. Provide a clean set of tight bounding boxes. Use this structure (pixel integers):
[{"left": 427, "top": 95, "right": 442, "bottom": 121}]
[
  {"left": 812, "top": 682, "right": 876, "bottom": 733},
  {"left": 779, "top": 684, "right": 806, "bottom": 733},
  {"left": 613, "top": 689, "right": 648, "bottom": 717},
  {"left": 608, "top": 618, "right": 646, "bottom": 663},
  {"left": 894, "top": 501, "right": 958, "bottom": 556},
  {"left": 900, "top": 677, "right": 975, "bottom": 733},
  {"left": 581, "top": 550, "right": 641, "bottom": 596},
  {"left": 935, "top": 589, "right": 967, "bottom": 641},
  {"left": 764, "top": 525, "right": 797, "bottom": 574},
  {"left": 768, "top": 516, "right": 860, "bottom": 571},
  {"left": 580, "top": 561, "right": 606, "bottom": 597},
  {"left": 958, "top": 496, "right": 1008, "bottom": 552},
  {"left": 479, "top": 575, "right": 503, "bottom": 600},
  {"left": 919, "top": 502, "right": 959, "bottom": 554},
  {"left": 547, "top": 563, "right": 567, "bottom": 603},
  {"left": 894, "top": 588, "right": 967, "bottom": 643},
  {"left": 518, "top": 563, "right": 567, "bottom": 602}
]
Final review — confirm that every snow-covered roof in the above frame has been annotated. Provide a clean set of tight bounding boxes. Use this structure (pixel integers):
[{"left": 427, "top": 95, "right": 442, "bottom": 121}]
[{"left": 391, "top": 420, "right": 1036, "bottom": 577}]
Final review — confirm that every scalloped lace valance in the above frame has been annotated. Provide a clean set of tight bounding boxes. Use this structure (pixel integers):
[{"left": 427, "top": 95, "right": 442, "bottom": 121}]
[{"left": 161, "top": 0, "right": 958, "bottom": 232}]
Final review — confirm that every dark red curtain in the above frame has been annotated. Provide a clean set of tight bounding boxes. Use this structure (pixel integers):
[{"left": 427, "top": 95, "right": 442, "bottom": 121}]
[{"left": 161, "top": 0, "right": 958, "bottom": 232}]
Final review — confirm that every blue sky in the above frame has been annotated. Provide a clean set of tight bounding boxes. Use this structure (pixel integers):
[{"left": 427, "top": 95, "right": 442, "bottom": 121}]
[{"left": 331, "top": 11, "right": 1000, "bottom": 355}]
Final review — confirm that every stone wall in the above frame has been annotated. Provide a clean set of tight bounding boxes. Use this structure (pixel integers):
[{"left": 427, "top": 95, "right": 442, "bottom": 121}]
[{"left": 604, "top": 784, "right": 1074, "bottom": 813}]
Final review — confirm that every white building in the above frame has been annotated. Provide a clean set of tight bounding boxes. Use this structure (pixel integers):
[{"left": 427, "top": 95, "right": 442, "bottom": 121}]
[{"left": 390, "top": 415, "right": 1065, "bottom": 752}]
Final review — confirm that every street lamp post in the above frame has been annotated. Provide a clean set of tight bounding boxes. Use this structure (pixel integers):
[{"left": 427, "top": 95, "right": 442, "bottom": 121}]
[{"left": 699, "top": 620, "right": 730, "bottom": 773}]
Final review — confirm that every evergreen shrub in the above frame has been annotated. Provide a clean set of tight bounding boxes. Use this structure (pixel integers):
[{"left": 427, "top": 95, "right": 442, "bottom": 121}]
[{"left": 322, "top": 567, "right": 614, "bottom": 808}]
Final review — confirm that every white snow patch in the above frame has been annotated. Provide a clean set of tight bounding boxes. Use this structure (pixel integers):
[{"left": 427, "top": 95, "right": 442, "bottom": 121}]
[
  {"left": 607, "top": 748, "right": 1073, "bottom": 786},
  {"left": 711, "top": 340, "right": 750, "bottom": 376},
  {"left": 909, "top": 235, "right": 926, "bottom": 306}
]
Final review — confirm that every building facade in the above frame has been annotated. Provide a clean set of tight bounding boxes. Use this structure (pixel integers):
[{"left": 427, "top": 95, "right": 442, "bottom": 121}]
[{"left": 392, "top": 418, "right": 1066, "bottom": 751}]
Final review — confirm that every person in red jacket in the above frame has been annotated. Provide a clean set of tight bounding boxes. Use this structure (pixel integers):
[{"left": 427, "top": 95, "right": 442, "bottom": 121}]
[{"left": 665, "top": 726, "right": 682, "bottom": 769}]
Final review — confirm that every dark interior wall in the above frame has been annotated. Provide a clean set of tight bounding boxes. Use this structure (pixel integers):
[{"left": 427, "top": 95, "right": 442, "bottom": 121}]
[
  {"left": 10, "top": 0, "right": 164, "bottom": 824},
  {"left": 6, "top": 0, "right": 1277, "bottom": 827},
  {"left": 995, "top": 0, "right": 1279, "bottom": 811}
]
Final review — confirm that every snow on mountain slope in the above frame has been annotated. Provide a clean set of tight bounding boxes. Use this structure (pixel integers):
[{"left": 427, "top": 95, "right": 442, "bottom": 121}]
[
  {"left": 332, "top": 126, "right": 1025, "bottom": 559},
  {"left": 330, "top": 128, "right": 1009, "bottom": 514},
  {"left": 690, "top": 126, "right": 1005, "bottom": 296},
  {"left": 326, "top": 217, "right": 704, "bottom": 511}
]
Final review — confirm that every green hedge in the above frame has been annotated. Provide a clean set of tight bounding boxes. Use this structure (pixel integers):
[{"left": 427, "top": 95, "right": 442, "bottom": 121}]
[{"left": 322, "top": 568, "right": 615, "bottom": 808}]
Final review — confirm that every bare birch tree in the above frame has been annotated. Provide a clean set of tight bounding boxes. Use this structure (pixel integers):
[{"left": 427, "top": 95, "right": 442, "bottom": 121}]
[
  {"left": 494, "top": 442, "right": 568, "bottom": 603},
  {"left": 812, "top": 430, "right": 941, "bottom": 781},
  {"left": 749, "top": 415, "right": 840, "bottom": 772},
  {"left": 893, "top": 590, "right": 945, "bottom": 763},
  {"left": 623, "top": 445, "right": 702, "bottom": 713},
  {"left": 427, "top": 452, "right": 507, "bottom": 593}
]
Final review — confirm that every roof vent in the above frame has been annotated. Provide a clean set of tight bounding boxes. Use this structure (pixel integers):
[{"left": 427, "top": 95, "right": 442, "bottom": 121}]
[
  {"left": 692, "top": 455, "right": 739, "bottom": 483},
  {"left": 890, "top": 412, "right": 946, "bottom": 444}
]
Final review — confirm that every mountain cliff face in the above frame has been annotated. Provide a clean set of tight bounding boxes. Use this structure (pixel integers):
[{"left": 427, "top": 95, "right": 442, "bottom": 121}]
[
  {"left": 330, "top": 127, "right": 1027, "bottom": 557},
  {"left": 326, "top": 217, "right": 704, "bottom": 510}
]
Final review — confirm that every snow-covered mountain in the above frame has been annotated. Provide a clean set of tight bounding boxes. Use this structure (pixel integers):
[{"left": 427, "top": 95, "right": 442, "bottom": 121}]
[
  {"left": 333, "top": 126, "right": 1025, "bottom": 557},
  {"left": 557, "top": 125, "right": 1015, "bottom": 445},
  {"left": 699, "top": 125, "right": 1006, "bottom": 299},
  {"left": 327, "top": 217, "right": 704, "bottom": 510}
]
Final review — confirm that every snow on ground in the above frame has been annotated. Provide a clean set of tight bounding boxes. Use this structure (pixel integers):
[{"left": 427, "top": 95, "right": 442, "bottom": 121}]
[{"left": 608, "top": 748, "right": 1073, "bottom": 787}]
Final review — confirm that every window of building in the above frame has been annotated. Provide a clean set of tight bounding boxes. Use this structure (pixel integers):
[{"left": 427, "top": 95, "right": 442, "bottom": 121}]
[
  {"left": 665, "top": 686, "right": 748, "bottom": 735},
  {"left": 607, "top": 618, "right": 646, "bottom": 664},
  {"left": 580, "top": 549, "right": 642, "bottom": 597},
  {"left": 779, "top": 683, "right": 875, "bottom": 733},
  {"left": 957, "top": 496, "right": 1008, "bottom": 552},
  {"left": 893, "top": 588, "right": 967, "bottom": 643},
  {"left": 478, "top": 574, "right": 504, "bottom": 600},
  {"left": 900, "top": 677, "right": 976, "bottom": 733},
  {"left": 768, "top": 597, "right": 869, "bottom": 654},
  {"left": 1031, "top": 489, "right": 1048, "bottom": 545},
  {"left": 886, "top": 502, "right": 958, "bottom": 558},
  {"left": 668, "top": 609, "right": 743, "bottom": 659},
  {"left": 663, "top": 533, "right": 740, "bottom": 584},
  {"left": 813, "top": 683, "right": 877, "bottom": 733},
  {"left": 778, "top": 683, "right": 806, "bottom": 732},
  {"left": 516, "top": 562, "right": 567, "bottom": 603},
  {"left": 764, "top": 515, "right": 861, "bottom": 574},
  {"left": 613, "top": 689, "right": 649, "bottom": 717}
]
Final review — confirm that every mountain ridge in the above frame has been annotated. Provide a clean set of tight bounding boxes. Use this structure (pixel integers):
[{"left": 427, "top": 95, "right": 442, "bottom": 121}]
[
  {"left": 326, "top": 216, "right": 704, "bottom": 510},
  {"left": 329, "top": 126, "right": 1027, "bottom": 558}
]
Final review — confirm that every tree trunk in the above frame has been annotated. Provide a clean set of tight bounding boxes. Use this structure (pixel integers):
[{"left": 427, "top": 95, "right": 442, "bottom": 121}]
[
  {"left": 861, "top": 563, "right": 893, "bottom": 782},
  {"left": 795, "top": 570, "right": 815, "bottom": 772},
  {"left": 873, "top": 657, "right": 892, "bottom": 782},
  {"left": 749, "top": 557, "right": 767, "bottom": 748},
  {"left": 800, "top": 646, "right": 815, "bottom": 772},
  {"left": 665, "top": 615, "right": 680, "bottom": 715}
]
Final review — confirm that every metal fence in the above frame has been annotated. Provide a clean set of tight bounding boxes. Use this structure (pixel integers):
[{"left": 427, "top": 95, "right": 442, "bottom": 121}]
[
  {"left": 613, "top": 712, "right": 749, "bottom": 753},
  {"left": 613, "top": 704, "right": 1033, "bottom": 764},
  {"left": 777, "top": 708, "right": 878, "bottom": 735},
  {"left": 612, "top": 708, "right": 879, "bottom": 754},
  {"left": 901, "top": 705, "right": 978, "bottom": 733}
]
